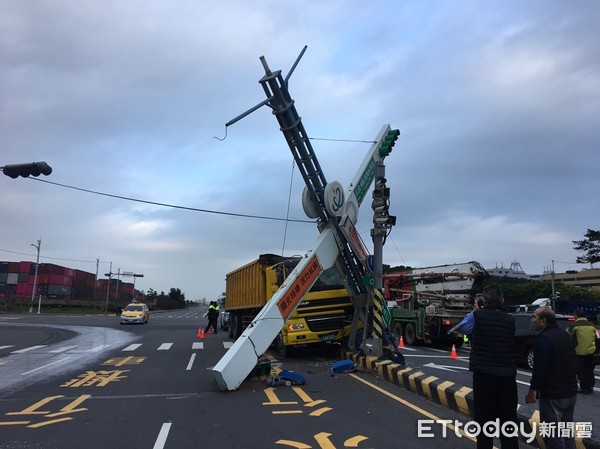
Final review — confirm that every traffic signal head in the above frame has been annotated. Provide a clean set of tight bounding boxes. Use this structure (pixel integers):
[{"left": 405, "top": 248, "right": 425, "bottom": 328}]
[
  {"left": 373, "top": 176, "right": 390, "bottom": 200},
  {"left": 2, "top": 162, "right": 52, "bottom": 179},
  {"left": 378, "top": 129, "right": 400, "bottom": 158}
]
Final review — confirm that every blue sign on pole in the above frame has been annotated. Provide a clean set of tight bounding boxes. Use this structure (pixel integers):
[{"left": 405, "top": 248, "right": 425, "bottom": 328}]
[{"left": 366, "top": 255, "right": 375, "bottom": 273}]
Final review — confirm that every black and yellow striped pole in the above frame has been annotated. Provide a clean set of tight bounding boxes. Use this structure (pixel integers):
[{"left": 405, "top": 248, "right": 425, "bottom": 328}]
[{"left": 372, "top": 288, "right": 385, "bottom": 340}]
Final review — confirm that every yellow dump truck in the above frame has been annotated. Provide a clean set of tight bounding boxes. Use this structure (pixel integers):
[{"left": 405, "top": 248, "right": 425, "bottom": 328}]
[{"left": 225, "top": 253, "right": 353, "bottom": 356}]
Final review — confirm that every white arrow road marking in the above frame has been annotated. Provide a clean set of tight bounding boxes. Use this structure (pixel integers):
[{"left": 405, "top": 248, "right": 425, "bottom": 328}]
[{"left": 423, "top": 362, "right": 470, "bottom": 372}]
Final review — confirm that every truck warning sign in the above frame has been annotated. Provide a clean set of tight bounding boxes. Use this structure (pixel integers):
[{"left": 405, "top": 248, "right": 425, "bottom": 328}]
[{"left": 277, "top": 256, "right": 322, "bottom": 320}]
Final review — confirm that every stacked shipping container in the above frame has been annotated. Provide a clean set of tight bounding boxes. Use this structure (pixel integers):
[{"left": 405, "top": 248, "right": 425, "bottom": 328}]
[{"left": 0, "top": 261, "right": 138, "bottom": 306}]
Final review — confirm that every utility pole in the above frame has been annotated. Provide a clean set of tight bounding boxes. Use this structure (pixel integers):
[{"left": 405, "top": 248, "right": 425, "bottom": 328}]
[
  {"left": 114, "top": 268, "right": 121, "bottom": 305},
  {"left": 551, "top": 259, "right": 556, "bottom": 310},
  {"left": 30, "top": 239, "right": 41, "bottom": 314},
  {"left": 104, "top": 262, "right": 112, "bottom": 316}
]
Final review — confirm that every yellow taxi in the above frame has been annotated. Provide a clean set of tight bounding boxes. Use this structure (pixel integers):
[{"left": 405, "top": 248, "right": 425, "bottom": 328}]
[{"left": 120, "top": 302, "right": 150, "bottom": 325}]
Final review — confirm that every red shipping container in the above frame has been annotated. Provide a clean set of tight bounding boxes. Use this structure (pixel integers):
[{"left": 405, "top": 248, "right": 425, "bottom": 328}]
[
  {"left": 64, "top": 268, "right": 75, "bottom": 277},
  {"left": 37, "top": 273, "right": 50, "bottom": 285},
  {"left": 49, "top": 274, "right": 73, "bottom": 286},
  {"left": 16, "top": 283, "right": 29, "bottom": 294},
  {"left": 9, "top": 262, "right": 20, "bottom": 273},
  {"left": 20, "top": 261, "right": 32, "bottom": 272},
  {"left": 72, "top": 278, "right": 86, "bottom": 288}
]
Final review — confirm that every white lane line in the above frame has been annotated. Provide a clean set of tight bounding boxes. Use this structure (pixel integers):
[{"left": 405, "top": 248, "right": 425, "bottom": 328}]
[
  {"left": 49, "top": 345, "right": 78, "bottom": 353},
  {"left": 186, "top": 353, "right": 197, "bottom": 371},
  {"left": 152, "top": 422, "right": 172, "bottom": 449},
  {"left": 158, "top": 343, "right": 173, "bottom": 351},
  {"left": 122, "top": 344, "right": 143, "bottom": 351},
  {"left": 21, "top": 357, "right": 71, "bottom": 375},
  {"left": 0, "top": 345, "right": 15, "bottom": 350},
  {"left": 11, "top": 345, "right": 47, "bottom": 354},
  {"left": 89, "top": 344, "right": 110, "bottom": 352},
  {"left": 192, "top": 342, "right": 203, "bottom": 350},
  {"left": 223, "top": 342, "right": 233, "bottom": 349}
]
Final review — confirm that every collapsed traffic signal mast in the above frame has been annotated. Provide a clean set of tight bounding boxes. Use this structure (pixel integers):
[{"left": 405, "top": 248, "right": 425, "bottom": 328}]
[{"left": 212, "top": 47, "right": 400, "bottom": 390}]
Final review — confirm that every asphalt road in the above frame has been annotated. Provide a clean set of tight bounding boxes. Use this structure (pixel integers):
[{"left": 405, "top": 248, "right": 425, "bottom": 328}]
[
  {"left": 0, "top": 309, "right": 483, "bottom": 449},
  {"left": 2, "top": 309, "right": 597, "bottom": 448}
]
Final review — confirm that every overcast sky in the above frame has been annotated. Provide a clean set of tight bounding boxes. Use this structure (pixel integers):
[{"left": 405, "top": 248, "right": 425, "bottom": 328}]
[{"left": 1, "top": 1, "right": 598, "bottom": 301}]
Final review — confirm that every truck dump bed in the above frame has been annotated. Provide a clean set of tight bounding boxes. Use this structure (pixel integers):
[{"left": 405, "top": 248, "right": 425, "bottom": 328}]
[{"left": 225, "top": 254, "right": 297, "bottom": 311}]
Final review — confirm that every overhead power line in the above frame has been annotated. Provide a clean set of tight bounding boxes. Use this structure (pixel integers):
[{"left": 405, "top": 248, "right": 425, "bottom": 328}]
[
  {"left": 29, "top": 178, "right": 315, "bottom": 224},
  {"left": 0, "top": 248, "right": 106, "bottom": 265}
]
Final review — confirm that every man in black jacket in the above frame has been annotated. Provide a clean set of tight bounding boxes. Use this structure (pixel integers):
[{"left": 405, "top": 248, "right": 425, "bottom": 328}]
[
  {"left": 526, "top": 307, "right": 577, "bottom": 449},
  {"left": 469, "top": 284, "right": 518, "bottom": 449}
]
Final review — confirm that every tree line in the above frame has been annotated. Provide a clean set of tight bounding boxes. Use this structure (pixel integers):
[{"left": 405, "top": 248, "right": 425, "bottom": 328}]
[{"left": 144, "top": 287, "right": 193, "bottom": 310}]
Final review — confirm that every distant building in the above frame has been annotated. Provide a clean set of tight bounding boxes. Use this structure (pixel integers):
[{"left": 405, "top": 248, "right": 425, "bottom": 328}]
[
  {"left": 541, "top": 268, "right": 600, "bottom": 292},
  {"left": 487, "top": 261, "right": 531, "bottom": 279}
]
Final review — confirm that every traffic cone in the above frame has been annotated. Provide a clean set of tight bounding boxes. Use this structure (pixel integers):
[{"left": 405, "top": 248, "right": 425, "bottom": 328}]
[
  {"left": 207, "top": 327, "right": 213, "bottom": 334},
  {"left": 399, "top": 336, "right": 405, "bottom": 348},
  {"left": 450, "top": 344, "right": 458, "bottom": 359},
  {"left": 197, "top": 328, "right": 205, "bottom": 339}
]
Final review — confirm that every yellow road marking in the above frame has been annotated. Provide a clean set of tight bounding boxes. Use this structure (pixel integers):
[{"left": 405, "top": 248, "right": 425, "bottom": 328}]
[
  {"left": 275, "top": 440, "right": 311, "bottom": 448},
  {"left": 309, "top": 407, "right": 333, "bottom": 417},
  {"left": 348, "top": 373, "right": 478, "bottom": 444}
]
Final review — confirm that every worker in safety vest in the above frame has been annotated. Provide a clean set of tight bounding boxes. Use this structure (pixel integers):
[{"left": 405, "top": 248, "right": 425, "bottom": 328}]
[{"left": 204, "top": 301, "right": 220, "bottom": 334}]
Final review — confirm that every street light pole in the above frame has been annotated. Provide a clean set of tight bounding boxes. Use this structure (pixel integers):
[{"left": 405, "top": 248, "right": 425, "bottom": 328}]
[
  {"left": 114, "top": 268, "right": 121, "bottom": 305},
  {"left": 30, "top": 239, "right": 41, "bottom": 314},
  {"left": 121, "top": 272, "right": 144, "bottom": 302},
  {"left": 132, "top": 273, "right": 144, "bottom": 301}
]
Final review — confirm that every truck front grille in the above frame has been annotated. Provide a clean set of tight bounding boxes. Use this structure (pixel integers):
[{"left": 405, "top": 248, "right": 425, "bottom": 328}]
[{"left": 305, "top": 315, "right": 348, "bottom": 332}]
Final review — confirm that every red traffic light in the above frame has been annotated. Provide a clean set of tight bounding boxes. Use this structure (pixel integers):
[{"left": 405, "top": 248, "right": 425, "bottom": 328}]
[{"left": 1, "top": 162, "right": 53, "bottom": 179}]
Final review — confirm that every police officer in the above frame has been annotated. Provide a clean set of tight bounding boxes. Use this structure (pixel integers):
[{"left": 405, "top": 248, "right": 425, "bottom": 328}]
[{"left": 204, "top": 301, "right": 220, "bottom": 334}]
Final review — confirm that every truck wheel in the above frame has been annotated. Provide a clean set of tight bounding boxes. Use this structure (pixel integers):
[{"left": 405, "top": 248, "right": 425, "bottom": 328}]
[
  {"left": 231, "top": 314, "right": 242, "bottom": 340},
  {"left": 393, "top": 322, "right": 403, "bottom": 345},
  {"left": 227, "top": 316, "right": 234, "bottom": 338},
  {"left": 403, "top": 323, "right": 419, "bottom": 346},
  {"left": 275, "top": 332, "right": 293, "bottom": 358}
]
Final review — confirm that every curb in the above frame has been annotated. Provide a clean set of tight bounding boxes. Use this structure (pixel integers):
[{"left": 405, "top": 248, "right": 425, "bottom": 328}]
[{"left": 342, "top": 350, "right": 600, "bottom": 449}]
